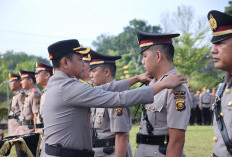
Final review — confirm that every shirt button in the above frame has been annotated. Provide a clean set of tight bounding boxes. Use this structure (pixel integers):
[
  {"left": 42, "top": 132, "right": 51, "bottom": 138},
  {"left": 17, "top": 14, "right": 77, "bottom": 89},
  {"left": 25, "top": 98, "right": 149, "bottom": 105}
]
[
  {"left": 220, "top": 112, "right": 224, "bottom": 117},
  {"left": 154, "top": 152, "right": 158, "bottom": 155},
  {"left": 227, "top": 101, "right": 232, "bottom": 106},
  {"left": 213, "top": 136, "right": 218, "bottom": 142},
  {"left": 226, "top": 88, "right": 231, "bottom": 94}
]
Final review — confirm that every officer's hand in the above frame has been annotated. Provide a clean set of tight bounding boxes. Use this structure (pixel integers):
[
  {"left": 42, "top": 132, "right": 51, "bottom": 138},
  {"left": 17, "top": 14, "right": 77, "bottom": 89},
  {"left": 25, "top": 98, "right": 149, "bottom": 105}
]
[
  {"left": 162, "top": 73, "right": 187, "bottom": 89},
  {"left": 136, "top": 73, "right": 152, "bottom": 84}
]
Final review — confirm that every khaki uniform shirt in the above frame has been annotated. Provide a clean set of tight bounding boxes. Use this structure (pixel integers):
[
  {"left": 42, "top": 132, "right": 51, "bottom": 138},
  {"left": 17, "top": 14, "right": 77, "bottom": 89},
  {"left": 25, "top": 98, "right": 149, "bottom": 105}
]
[
  {"left": 213, "top": 73, "right": 232, "bottom": 156},
  {"left": 92, "top": 80, "right": 132, "bottom": 157},
  {"left": 135, "top": 68, "right": 191, "bottom": 157},
  {"left": 194, "top": 94, "right": 200, "bottom": 107},
  {"left": 8, "top": 88, "right": 25, "bottom": 136},
  {"left": 43, "top": 71, "right": 154, "bottom": 153},
  {"left": 199, "top": 92, "right": 212, "bottom": 108},
  {"left": 19, "top": 85, "right": 41, "bottom": 134}
]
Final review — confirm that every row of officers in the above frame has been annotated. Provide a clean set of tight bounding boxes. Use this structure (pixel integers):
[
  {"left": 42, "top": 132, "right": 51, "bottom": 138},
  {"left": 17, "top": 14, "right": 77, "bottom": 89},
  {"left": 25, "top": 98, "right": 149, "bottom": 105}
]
[
  {"left": 0, "top": 10, "right": 232, "bottom": 157},
  {"left": 189, "top": 87, "right": 217, "bottom": 126}
]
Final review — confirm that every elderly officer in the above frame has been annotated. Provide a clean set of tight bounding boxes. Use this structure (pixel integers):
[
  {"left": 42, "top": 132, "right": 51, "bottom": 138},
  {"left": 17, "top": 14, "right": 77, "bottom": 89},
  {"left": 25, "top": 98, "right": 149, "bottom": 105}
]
[
  {"left": 134, "top": 31, "right": 191, "bottom": 157},
  {"left": 8, "top": 72, "right": 25, "bottom": 136},
  {"left": 199, "top": 86, "right": 212, "bottom": 125},
  {"left": 89, "top": 50, "right": 132, "bottom": 157},
  {"left": 19, "top": 70, "right": 41, "bottom": 134},
  {"left": 35, "top": 61, "right": 53, "bottom": 132},
  {"left": 207, "top": 10, "right": 232, "bottom": 157},
  {"left": 194, "top": 89, "right": 202, "bottom": 125},
  {"left": 42, "top": 39, "right": 187, "bottom": 157}
]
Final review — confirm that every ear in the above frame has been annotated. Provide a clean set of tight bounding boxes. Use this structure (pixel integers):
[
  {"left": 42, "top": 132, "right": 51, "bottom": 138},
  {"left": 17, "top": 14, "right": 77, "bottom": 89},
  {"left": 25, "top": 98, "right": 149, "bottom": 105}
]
[
  {"left": 104, "top": 68, "right": 111, "bottom": 77},
  {"left": 155, "top": 51, "right": 162, "bottom": 63},
  {"left": 60, "top": 57, "right": 69, "bottom": 69}
]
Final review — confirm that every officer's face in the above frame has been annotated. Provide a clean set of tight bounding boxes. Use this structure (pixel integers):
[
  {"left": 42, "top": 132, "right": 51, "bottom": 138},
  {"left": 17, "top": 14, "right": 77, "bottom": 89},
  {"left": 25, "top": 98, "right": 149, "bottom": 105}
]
[
  {"left": 211, "top": 37, "right": 232, "bottom": 73},
  {"left": 9, "top": 80, "right": 21, "bottom": 91},
  {"left": 35, "top": 71, "right": 49, "bottom": 86},
  {"left": 21, "top": 78, "right": 31, "bottom": 90},
  {"left": 68, "top": 54, "right": 84, "bottom": 79},
  {"left": 80, "top": 61, "right": 90, "bottom": 80},
  {"left": 142, "top": 50, "right": 157, "bottom": 77},
  {"left": 90, "top": 66, "right": 106, "bottom": 86}
]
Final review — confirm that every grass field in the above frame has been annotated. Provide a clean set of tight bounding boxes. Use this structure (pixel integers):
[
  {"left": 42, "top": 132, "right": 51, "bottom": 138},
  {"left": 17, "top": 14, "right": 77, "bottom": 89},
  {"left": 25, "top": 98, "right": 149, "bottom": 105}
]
[{"left": 4, "top": 125, "right": 213, "bottom": 157}]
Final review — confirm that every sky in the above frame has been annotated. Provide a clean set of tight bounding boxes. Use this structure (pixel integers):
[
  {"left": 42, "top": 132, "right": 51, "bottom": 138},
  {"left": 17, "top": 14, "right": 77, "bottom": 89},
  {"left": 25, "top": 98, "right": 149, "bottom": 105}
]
[{"left": 0, "top": 0, "right": 229, "bottom": 59}]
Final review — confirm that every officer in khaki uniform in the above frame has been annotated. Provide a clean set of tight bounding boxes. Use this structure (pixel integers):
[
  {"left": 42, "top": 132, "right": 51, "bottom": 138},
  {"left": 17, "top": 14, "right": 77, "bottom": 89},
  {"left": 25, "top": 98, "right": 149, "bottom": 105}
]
[
  {"left": 189, "top": 87, "right": 196, "bottom": 125},
  {"left": 35, "top": 60, "right": 53, "bottom": 132},
  {"left": 207, "top": 10, "right": 232, "bottom": 157},
  {"left": 134, "top": 31, "right": 191, "bottom": 157},
  {"left": 194, "top": 89, "right": 202, "bottom": 125},
  {"left": 8, "top": 72, "right": 25, "bottom": 136},
  {"left": 42, "top": 39, "right": 187, "bottom": 157},
  {"left": 19, "top": 70, "right": 41, "bottom": 135},
  {"left": 199, "top": 86, "right": 212, "bottom": 125},
  {"left": 89, "top": 50, "right": 132, "bottom": 157}
]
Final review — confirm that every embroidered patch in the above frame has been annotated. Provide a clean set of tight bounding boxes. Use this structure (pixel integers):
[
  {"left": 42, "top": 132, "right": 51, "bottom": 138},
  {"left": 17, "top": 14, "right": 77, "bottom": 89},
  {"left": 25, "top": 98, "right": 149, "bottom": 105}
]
[
  {"left": 174, "top": 95, "right": 186, "bottom": 99},
  {"left": 115, "top": 108, "right": 123, "bottom": 116},
  {"left": 34, "top": 96, "right": 40, "bottom": 104},
  {"left": 173, "top": 91, "right": 186, "bottom": 95},
  {"left": 175, "top": 100, "right": 186, "bottom": 111}
]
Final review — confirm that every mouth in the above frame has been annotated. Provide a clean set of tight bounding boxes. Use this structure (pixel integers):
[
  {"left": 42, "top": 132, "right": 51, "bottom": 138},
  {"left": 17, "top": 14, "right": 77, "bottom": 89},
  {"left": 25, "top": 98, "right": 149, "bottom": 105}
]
[{"left": 213, "top": 57, "right": 219, "bottom": 62}]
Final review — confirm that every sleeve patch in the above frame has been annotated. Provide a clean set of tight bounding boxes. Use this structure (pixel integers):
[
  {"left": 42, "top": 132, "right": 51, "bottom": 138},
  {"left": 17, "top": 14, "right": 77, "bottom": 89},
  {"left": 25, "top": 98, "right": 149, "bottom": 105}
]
[
  {"left": 115, "top": 108, "right": 123, "bottom": 116},
  {"left": 173, "top": 91, "right": 186, "bottom": 95},
  {"left": 175, "top": 100, "right": 186, "bottom": 111},
  {"left": 174, "top": 95, "right": 186, "bottom": 99}
]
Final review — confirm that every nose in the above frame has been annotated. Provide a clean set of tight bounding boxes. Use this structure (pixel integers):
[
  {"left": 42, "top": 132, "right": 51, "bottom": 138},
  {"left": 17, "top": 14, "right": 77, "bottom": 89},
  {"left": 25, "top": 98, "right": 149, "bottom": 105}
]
[
  {"left": 210, "top": 44, "right": 217, "bottom": 54},
  {"left": 142, "top": 57, "right": 145, "bottom": 65}
]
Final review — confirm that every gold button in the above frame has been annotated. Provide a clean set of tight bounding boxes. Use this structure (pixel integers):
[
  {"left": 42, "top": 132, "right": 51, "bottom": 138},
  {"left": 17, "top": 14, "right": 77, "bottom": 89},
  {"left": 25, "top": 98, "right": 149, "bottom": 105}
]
[
  {"left": 220, "top": 112, "right": 224, "bottom": 117},
  {"left": 152, "top": 107, "right": 155, "bottom": 110},
  {"left": 213, "top": 136, "right": 218, "bottom": 142},
  {"left": 97, "top": 111, "right": 99, "bottom": 115},
  {"left": 154, "top": 152, "right": 158, "bottom": 155},
  {"left": 226, "top": 89, "right": 231, "bottom": 94},
  {"left": 139, "top": 126, "right": 142, "bottom": 130},
  {"left": 227, "top": 101, "right": 232, "bottom": 106},
  {"left": 212, "top": 103, "right": 215, "bottom": 106},
  {"left": 148, "top": 105, "right": 151, "bottom": 110},
  {"left": 97, "top": 120, "right": 101, "bottom": 124}
]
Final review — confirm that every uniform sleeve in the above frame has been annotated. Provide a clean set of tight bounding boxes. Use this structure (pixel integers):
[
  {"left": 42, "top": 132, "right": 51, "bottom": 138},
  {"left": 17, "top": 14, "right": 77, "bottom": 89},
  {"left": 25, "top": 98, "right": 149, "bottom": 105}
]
[
  {"left": 97, "top": 79, "right": 130, "bottom": 92},
  {"left": 18, "top": 93, "right": 25, "bottom": 112},
  {"left": 166, "top": 85, "right": 191, "bottom": 130},
  {"left": 108, "top": 108, "right": 131, "bottom": 133},
  {"left": 63, "top": 79, "right": 154, "bottom": 108},
  {"left": 32, "top": 93, "right": 41, "bottom": 114}
]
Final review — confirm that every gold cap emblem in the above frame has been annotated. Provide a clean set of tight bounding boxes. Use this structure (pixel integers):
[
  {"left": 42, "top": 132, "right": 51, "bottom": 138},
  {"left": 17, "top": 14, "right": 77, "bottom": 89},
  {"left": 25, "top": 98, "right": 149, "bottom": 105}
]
[{"left": 209, "top": 14, "right": 217, "bottom": 31}]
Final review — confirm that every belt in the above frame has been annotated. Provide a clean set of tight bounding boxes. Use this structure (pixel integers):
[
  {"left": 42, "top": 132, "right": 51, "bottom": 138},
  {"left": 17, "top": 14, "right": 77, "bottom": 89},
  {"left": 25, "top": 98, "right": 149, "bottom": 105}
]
[
  {"left": 8, "top": 115, "right": 19, "bottom": 119},
  {"left": 136, "top": 133, "right": 169, "bottom": 145},
  {"left": 20, "top": 120, "right": 34, "bottom": 125},
  {"left": 45, "top": 144, "right": 95, "bottom": 157},
  {"left": 36, "top": 123, "right": 44, "bottom": 128},
  {"left": 93, "top": 137, "right": 115, "bottom": 148}
]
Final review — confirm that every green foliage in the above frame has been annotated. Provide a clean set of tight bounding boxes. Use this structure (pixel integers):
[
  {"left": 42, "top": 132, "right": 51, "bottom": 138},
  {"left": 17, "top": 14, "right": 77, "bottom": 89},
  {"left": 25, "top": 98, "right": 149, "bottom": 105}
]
[
  {"left": 174, "top": 30, "right": 210, "bottom": 79},
  {"left": 225, "top": 1, "right": 232, "bottom": 15},
  {"left": 0, "top": 106, "right": 8, "bottom": 121}
]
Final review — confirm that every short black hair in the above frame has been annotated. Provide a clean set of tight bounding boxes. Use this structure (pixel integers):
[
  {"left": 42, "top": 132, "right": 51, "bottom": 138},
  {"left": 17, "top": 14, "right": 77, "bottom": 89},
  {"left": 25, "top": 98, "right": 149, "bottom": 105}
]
[
  {"left": 149, "top": 44, "right": 174, "bottom": 62},
  {"left": 27, "top": 76, "right": 36, "bottom": 84},
  {"left": 52, "top": 53, "right": 74, "bottom": 68},
  {"left": 99, "top": 64, "right": 117, "bottom": 78}
]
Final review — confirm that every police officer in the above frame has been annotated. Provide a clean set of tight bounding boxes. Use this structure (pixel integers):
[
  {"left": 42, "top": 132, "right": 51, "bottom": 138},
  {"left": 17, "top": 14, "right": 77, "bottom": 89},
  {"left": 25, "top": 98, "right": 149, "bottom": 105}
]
[
  {"left": 207, "top": 10, "right": 232, "bottom": 156},
  {"left": 19, "top": 70, "right": 41, "bottom": 134},
  {"left": 81, "top": 54, "right": 92, "bottom": 84},
  {"left": 199, "top": 86, "right": 212, "bottom": 125},
  {"left": 35, "top": 61, "right": 53, "bottom": 132},
  {"left": 8, "top": 72, "right": 25, "bottom": 136},
  {"left": 189, "top": 86, "right": 196, "bottom": 125},
  {"left": 194, "top": 89, "right": 202, "bottom": 125},
  {"left": 134, "top": 31, "right": 191, "bottom": 157},
  {"left": 42, "top": 39, "right": 187, "bottom": 157},
  {"left": 89, "top": 50, "right": 132, "bottom": 157}
]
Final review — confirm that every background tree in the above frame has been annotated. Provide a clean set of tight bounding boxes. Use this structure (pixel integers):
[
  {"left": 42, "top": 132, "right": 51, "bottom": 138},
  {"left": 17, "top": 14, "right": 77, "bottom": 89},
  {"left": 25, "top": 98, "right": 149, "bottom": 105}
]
[{"left": 225, "top": 1, "right": 232, "bottom": 15}]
